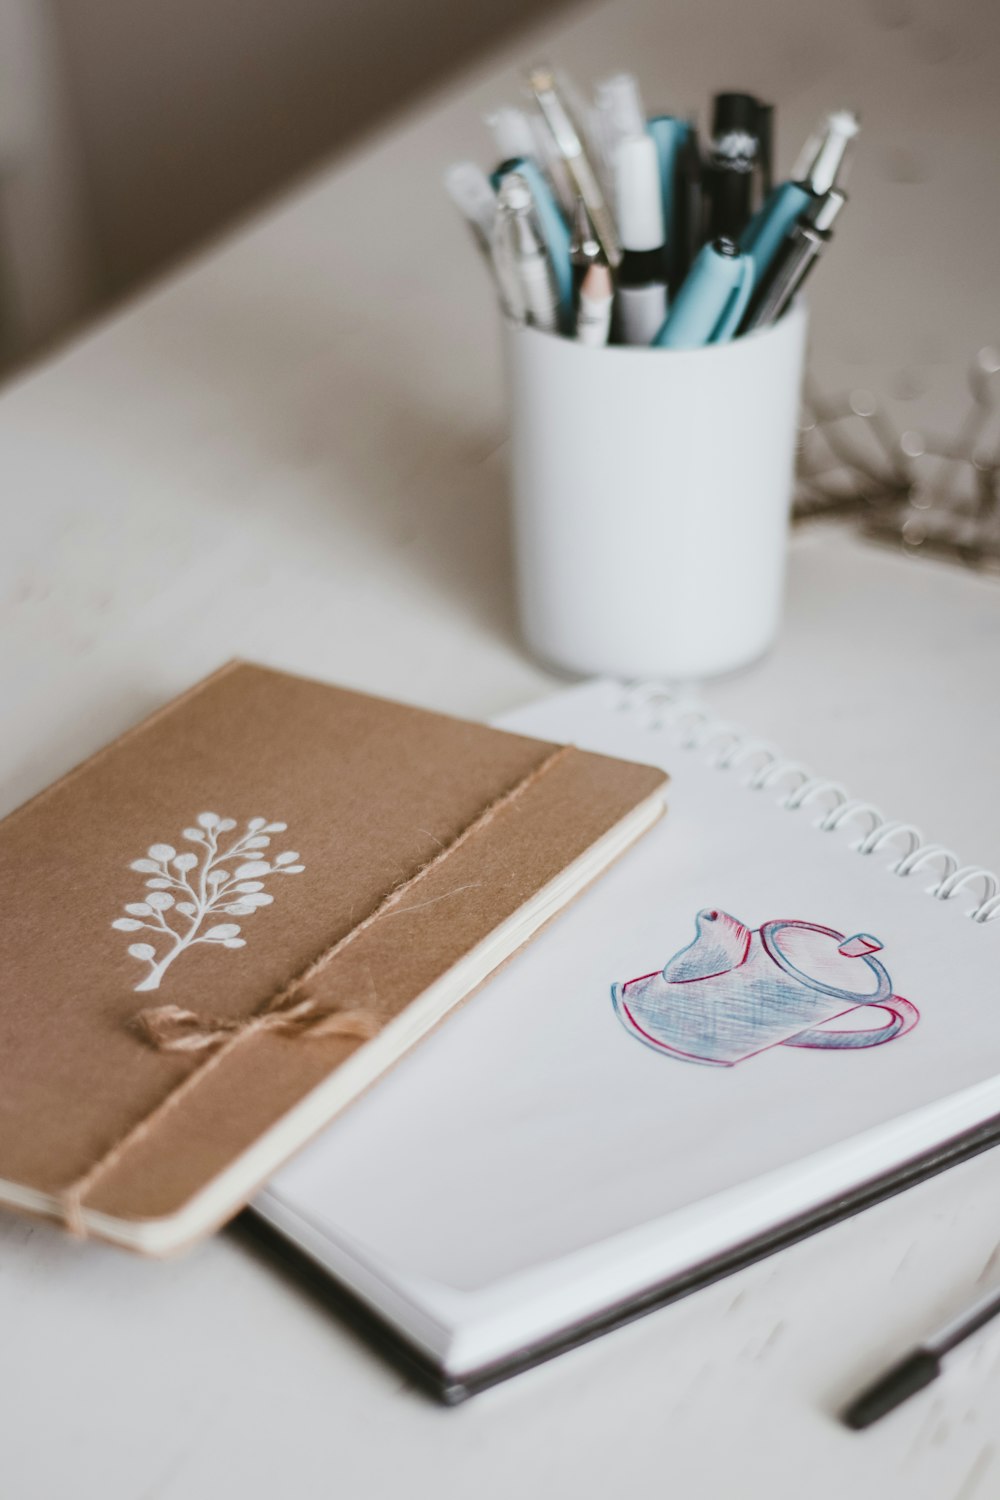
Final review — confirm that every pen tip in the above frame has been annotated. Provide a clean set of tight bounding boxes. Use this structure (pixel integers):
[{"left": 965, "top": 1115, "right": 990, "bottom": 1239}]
[
  {"left": 842, "top": 1350, "right": 940, "bottom": 1431},
  {"left": 581, "top": 262, "right": 612, "bottom": 299},
  {"left": 527, "top": 64, "right": 555, "bottom": 92},
  {"left": 497, "top": 173, "right": 532, "bottom": 211},
  {"left": 830, "top": 108, "right": 861, "bottom": 135}
]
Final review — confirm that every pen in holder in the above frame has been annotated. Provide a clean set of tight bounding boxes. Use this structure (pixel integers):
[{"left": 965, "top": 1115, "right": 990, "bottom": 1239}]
[{"left": 504, "top": 302, "right": 808, "bottom": 679}]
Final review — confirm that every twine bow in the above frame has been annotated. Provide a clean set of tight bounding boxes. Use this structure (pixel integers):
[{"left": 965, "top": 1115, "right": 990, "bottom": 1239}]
[
  {"left": 135, "top": 996, "right": 382, "bottom": 1053},
  {"left": 129, "top": 744, "right": 571, "bottom": 1061}
]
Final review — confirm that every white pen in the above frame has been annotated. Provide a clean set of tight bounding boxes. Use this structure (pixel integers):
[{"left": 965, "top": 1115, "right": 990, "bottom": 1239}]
[
  {"left": 444, "top": 161, "right": 497, "bottom": 259},
  {"left": 485, "top": 106, "right": 538, "bottom": 165},
  {"left": 593, "top": 72, "right": 646, "bottom": 184},
  {"left": 575, "top": 262, "right": 613, "bottom": 346},
  {"left": 486, "top": 105, "right": 574, "bottom": 215},
  {"left": 801, "top": 109, "right": 860, "bottom": 194},
  {"left": 612, "top": 131, "right": 669, "bottom": 345},
  {"left": 492, "top": 173, "right": 559, "bottom": 332}
]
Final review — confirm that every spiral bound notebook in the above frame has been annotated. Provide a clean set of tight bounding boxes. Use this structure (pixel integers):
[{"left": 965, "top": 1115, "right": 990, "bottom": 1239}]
[{"left": 254, "top": 678, "right": 1000, "bottom": 1401}]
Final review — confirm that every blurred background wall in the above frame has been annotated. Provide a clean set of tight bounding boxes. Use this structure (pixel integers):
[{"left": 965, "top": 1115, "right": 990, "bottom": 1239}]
[
  {"left": 0, "top": 0, "right": 98, "bottom": 361},
  {"left": 0, "top": 0, "right": 566, "bottom": 366}
]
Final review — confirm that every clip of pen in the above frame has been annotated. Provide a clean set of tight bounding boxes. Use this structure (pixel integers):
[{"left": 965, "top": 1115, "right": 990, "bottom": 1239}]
[{"left": 652, "top": 237, "right": 754, "bottom": 349}]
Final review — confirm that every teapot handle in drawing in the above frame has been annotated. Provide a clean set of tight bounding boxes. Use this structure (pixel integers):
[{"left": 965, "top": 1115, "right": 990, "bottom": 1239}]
[{"left": 781, "top": 995, "right": 920, "bottom": 1050}]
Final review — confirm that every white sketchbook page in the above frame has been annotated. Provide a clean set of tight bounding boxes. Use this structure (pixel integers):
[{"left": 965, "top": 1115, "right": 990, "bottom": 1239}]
[{"left": 267, "top": 679, "right": 1000, "bottom": 1292}]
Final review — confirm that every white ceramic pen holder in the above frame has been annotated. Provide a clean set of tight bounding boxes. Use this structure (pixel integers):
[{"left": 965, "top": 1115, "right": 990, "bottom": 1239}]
[{"left": 504, "top": 302, "right": 808, "bottom": 680}]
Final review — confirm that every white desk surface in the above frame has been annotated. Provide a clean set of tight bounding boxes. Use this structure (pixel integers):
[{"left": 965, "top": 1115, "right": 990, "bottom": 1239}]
[{"left": 3, "top": 0, "right": 1000, "bottom": 1494}]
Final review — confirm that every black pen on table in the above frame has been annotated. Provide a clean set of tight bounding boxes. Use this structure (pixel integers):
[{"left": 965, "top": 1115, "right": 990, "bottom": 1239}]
[{"left": 843, "top": 1283, "right": 1000, "bottom": 1430}]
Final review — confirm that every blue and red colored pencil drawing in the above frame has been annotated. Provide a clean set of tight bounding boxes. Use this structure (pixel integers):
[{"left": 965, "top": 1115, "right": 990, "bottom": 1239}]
[{"left": 612, "top": 908, "right": 919, "bottom": 1066}]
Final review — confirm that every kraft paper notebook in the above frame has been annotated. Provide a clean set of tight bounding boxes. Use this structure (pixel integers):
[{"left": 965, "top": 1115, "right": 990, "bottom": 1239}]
[
  {"left": 0, "top": 664, "right": 667, "bottom": 1251},
  {"left": 256, "top": 678, "right": 1000, "bottom": 1402}
]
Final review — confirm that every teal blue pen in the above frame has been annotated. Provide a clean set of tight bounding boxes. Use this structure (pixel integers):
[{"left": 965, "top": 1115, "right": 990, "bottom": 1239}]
[
  {"left": 648, "top": 116, "right": 700, "bottom": 292},
  {"left": 739, "top": 181, "right": 812, "bottom": 294},
  {"left": 740, "top": 109, "right": 859, "bottom": 296},
  {"left": 492, "top": 157, "right": 574, "bottom": 334},
  {"left": 652, "top": 238, "right": 754, "bottom": 349}
]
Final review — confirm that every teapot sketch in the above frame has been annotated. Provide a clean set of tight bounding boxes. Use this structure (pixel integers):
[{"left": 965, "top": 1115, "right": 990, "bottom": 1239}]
[{"left": 612, "top": 909, "right": 919, "bottom": 1067}]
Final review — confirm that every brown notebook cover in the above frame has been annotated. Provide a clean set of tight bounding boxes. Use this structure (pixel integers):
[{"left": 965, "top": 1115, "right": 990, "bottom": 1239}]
[{"left": 0, "top": 663, "right": 667, "bottom": 1252}]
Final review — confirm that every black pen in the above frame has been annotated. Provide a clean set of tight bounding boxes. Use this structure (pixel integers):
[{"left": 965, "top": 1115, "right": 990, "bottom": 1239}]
[
  {"left": 844, "top": 1284, "right": 1000, "bottom": 1430},
  {"left": 756, "top": 101, "right": 775, "bottom": 198},
  {"left": 673, "top": 120, "right": 703, "bottom": 290},
  {"left": 705, "top": 92, "right": 763, "bottom": 241},
  {"left": 741, "top": 189, "right": 845, "bottom": 331}
]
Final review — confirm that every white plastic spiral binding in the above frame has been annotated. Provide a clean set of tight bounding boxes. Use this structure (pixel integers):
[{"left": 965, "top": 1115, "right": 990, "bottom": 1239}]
[{"left": 620, "top": 682, "right": 1000, "bottom": 924}]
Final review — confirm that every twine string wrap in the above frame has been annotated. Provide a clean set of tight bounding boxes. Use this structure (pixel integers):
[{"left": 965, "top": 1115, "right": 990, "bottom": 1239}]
[
  {"left": 58, "top": 743, "right": 572, "bottom": 1235},
  {"left": 134, "top": 998, "right": 384, "bottom": 1052}
]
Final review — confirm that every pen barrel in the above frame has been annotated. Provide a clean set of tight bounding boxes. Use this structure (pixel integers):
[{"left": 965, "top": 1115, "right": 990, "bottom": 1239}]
[
  {"left": 743, "top": 231, "right": 823, "bottom": 331},
  {"left": 648, "top": 117, "right": 685, "bottom": 281},
  {"left": 494, "top": 160, "right": 575, "bottom": 333},
  {"left": 616, "top": 249, "right": 669, "bottom": 345},
  {"left": 706, "top": 162, "right": 754, "bottom": 241},
  {"left": 706, "top": 92, "right": 762, "bottom": 239},
  {"left": 503, "top": 302, "right": 807, "bottom": 679},
  {"left": 655, "top": 241, "right": 752, "bottom": 349},
  {"left": 576, "top": 293, "right": 613, "bottom": 347},
  {"left": 616, "top": 281, "right": 669, "bottom": 345},
  {"left": 517, "top": 246, "right": 560, "bottom": 333},
  {"left": 740, "top": 182, "right": 814, "bottom": 293}
]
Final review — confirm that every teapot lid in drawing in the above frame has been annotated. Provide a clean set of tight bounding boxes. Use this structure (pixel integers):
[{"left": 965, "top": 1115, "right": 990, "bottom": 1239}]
[{"left": 760, "top": 920, "right": 893, "bottom": 1005}]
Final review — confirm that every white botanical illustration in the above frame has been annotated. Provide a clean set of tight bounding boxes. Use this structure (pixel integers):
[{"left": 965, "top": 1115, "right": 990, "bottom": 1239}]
[{"left": 112, "top": 812, "right": 305, "bottom": 992}]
